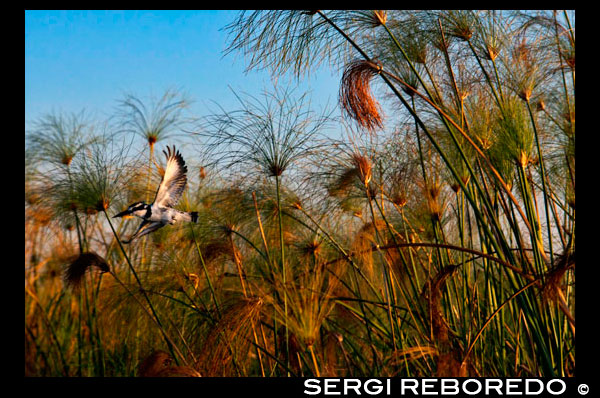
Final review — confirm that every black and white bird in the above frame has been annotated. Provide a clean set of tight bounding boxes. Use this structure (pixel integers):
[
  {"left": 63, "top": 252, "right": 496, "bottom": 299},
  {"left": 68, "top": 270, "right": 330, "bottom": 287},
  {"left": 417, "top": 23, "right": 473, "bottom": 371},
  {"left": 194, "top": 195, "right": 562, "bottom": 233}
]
[{"left": 114, "top": 145, "right": 198, "bottom": 243}]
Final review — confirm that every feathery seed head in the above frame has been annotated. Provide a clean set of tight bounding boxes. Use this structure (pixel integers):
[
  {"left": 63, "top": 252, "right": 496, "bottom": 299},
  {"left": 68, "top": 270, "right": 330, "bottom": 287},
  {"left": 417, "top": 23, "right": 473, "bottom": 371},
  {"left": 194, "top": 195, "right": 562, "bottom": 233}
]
[
  {"left": 26, "top": 191, "right": 41, "bottom": 206},
  {"left": 296, "top": 237, "right": 323, "bottom": 260},
  {"left": 61, "top": 155, "right": 73, "bottom": 166},
  {"left": 352, "top": 10, "right": 389, "bottom": 28},
  {"left": 450, "top": 176, "right": 470, "bottom": 194},
  {"left": 517, "top": 151, "right": 529, "bottom": 168},
  {"left": 95, "top": 196, "right": 110, "bottom": 212},
  {"left": 494, "top": 98, "right": 535, "bottom": 167},
  {"left": 484, "top": 44, "right": 501, "bottom": 61},
  {"left": 563, "top": 49, "right": 575, "bottom": 70},
  {"left": 536, "top": 99, "right": 546, "bottom": 112},
  {"left": 391, "top": 192, "right": 407, "bottom": 207},
  {"left": 67, "top": 131, "right": 138, "bottom": 216},
  {"left": 505, "top": 34, "right": 552, "bottom": 103},
  {"left": 30, "top": 206, "right": 53, "bottom": 226},
  {"left": 202, "top": 87, "right": 330, "bottom": 180},
  {"left": 541, "top": 251, "right": 575, "bottom": 304},
  {"left": 442, "top": 10, "right": 475, "bottom": 41},
  {"left": 421, "top": 180, "right": 446, "bottom": 222},
  {"left": 26, "top": 110, "right": 94, "bottom": 169},
  {"left": 340, "top": 60, "right": 384, "bottom": 133},
  {"left": 352, "top": 153, "right": 373, "bottom": 187},
  {"left": 118, "top": 89, "right": 190, "bottom": 149},
  {"left": 64, "top": 251, "right": 109, "bottom": 289},
  {"left": 372, "top": 10, "right": 388, "bottom": 27}
]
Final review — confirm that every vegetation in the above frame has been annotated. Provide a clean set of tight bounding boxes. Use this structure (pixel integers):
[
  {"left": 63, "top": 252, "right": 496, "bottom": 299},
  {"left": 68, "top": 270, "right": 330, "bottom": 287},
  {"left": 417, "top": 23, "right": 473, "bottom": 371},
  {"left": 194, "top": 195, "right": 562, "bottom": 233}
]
[{"left": 25, "top": 10, "right": 574, "bottom": 377}]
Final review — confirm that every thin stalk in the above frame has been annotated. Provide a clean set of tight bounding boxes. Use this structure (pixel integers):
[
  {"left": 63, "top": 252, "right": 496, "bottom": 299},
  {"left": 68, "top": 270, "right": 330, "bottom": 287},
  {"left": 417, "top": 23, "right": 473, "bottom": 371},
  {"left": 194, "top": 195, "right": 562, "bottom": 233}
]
[
  {"left": 228, "top": 235, "right": 266, "bottom": 376},
  {"left": 294, "top": 205, "right": 382, "bottom": 371},
  {"left": 107, "top": 270, "right": 188, "bottom": 366},
  {"left": 326, "top": 241, "right": 535, "bottom": 281},
  {"left": 190, "top": 225, "right": 221, "bottom": 318},
  {"left": 461, "top": 279, "right": 538, "bottom": 368},
  {"left": 252, "top": 191, "right": 273, "bottom": 267},
  {"left": 248, "top": 337, "right": 298, "bottom": 377},
  {"left": 274, "top": 173, "right": 289, "bottom": 376},
  {"left": 553, "top": 11, "right": 574, "bottom": 136},
  {"left": 411, "top": 96, "right": 428, "bottom": 185},
  {"left": 373, "top": 194, "right": 426, "bottom": 337},
  {"left": 91, "top": 272, "right": 106, "bottom": 376},
  {"left": 293, "top": 207, "right": 382, "bottom": 301},
  {"left": 25, "top": 323, "right": 51, "bottom": 376},
  {"left": 515, "top": 165, "right": 545, "bottom": 274},
  {"left": 490, "top": 57, "right": 505, "bottom": 103},
  {"left": 102, "top": 209, "right": 180, "bottom": 364},
  {"left": 525, "top": 99, "right": 554, "bottom": 265},
  {"left": 308, "top": 345, "right": 320, "bottom": 377},
  {"left": 436, "top": 24, "right": 462, "bottom": 114},
  {"left": 394, "top": 204, "right": 423, "bottom": 287},
  {"left": 77, "top": 289, "right": 83, "bottom": 376},
  {"left": 423, "top": 62, "right": 444, "bottom": 105},
  {"left": 141, "top": 143, "right": 155, "bottom": 268},
  {"left": 367, "top": 196, "right": 398, "bottom": 352},
  {"left": 25, "top": 286, "right": 70, "bottom": 376},
  {"left": 465, "top": 38, "right": 504, "bottom": 114},
  {"left": 66, "top": 167, "right": 85, "bottom": 254}
]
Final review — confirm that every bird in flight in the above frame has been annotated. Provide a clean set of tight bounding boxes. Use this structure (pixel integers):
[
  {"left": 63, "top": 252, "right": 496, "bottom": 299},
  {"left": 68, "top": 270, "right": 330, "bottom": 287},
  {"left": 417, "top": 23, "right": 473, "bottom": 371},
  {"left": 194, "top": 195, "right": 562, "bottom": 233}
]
[{"left": 114, "top": 145, "right": 198, "bottom": 243}]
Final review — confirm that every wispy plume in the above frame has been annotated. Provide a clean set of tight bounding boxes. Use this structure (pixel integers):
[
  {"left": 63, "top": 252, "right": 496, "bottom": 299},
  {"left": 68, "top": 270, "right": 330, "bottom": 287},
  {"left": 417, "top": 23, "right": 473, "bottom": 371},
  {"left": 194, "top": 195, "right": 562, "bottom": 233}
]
[
  {"left": 64, "top": 251, "right": 109, "bottom": 289},
  {"left": 340, "top": 60, "right": 384, "bottom": 133}
]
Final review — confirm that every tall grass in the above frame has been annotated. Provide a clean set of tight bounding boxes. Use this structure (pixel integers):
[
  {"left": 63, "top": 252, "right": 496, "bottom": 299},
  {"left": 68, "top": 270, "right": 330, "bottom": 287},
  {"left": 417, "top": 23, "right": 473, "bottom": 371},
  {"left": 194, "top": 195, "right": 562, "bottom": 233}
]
[{"left": 25, "top": 10, "right": 574, "bottom": 377}]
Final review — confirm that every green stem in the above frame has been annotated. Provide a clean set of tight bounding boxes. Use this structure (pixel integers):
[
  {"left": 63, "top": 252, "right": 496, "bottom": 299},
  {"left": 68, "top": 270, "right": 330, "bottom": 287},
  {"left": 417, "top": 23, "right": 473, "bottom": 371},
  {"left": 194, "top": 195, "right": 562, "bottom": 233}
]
[
  {"left": 102, "top": 209, "right": 180, "bottom": 364},
  {"left": 516, "top": 165, "right": 545, "bottom": 274},
  {"left": 525, "top": 99, "right": 554, "bottom": 265},
  {"left": 274, "top": 173, "right": 289, "bottom": 376},
  {"left": 190, "top": 225, "right": 221, "bottom": 318},
  {"left": 365, "top": 192, "right": 398, "bottom": 352}
]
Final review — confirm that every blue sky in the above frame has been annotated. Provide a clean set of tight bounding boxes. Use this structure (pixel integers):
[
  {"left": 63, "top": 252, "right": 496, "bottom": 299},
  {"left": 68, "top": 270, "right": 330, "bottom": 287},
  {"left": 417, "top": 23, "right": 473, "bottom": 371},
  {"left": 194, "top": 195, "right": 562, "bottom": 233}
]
[{"left": 25, "top": 10, "right": 341, "bottom": 130}]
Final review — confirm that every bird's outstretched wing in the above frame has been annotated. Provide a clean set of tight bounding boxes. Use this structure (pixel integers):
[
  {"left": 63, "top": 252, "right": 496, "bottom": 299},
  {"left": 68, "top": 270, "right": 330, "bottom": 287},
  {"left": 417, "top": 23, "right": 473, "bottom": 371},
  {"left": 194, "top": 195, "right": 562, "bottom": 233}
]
[
  {"left": 153, "top": 145, "right": 188, "bottom": 208},
  {"left": 123, "top": 219, "right": 166, "bottom": 243}
]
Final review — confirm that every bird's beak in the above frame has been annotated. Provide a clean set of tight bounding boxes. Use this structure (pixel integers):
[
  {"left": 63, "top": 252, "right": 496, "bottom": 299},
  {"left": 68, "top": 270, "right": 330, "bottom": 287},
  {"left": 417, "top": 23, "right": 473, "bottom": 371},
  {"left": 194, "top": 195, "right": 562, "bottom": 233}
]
[{"left": 113, "top": 209, "right": 132, "bottom": 218}]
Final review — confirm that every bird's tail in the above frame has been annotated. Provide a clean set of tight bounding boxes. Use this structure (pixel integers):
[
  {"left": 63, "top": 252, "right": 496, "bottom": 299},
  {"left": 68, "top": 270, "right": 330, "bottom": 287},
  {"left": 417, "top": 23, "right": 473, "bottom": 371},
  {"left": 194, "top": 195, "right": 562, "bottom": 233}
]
[{"left": 190, "top": 211, "right": 199, "bottom": 223}]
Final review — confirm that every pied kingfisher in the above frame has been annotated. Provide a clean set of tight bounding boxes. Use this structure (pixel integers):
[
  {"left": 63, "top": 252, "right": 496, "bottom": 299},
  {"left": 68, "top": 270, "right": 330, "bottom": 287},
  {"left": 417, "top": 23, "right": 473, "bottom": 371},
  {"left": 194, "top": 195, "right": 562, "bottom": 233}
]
[{"left": 114, "top": 145, "right": 198, "bottom": 243}]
